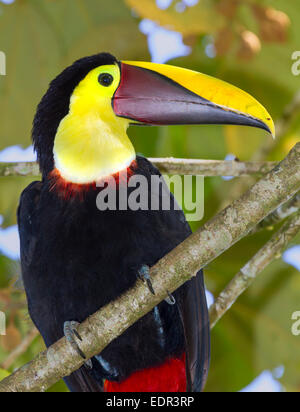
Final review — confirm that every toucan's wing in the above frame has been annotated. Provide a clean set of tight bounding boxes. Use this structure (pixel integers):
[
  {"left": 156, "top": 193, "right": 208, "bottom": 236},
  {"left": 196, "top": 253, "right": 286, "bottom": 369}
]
[
  {"left": 177, "top": 270, "right": 210, "bottom": 392},
  {"left": 18, "top": 181, "right": 42, "bottom": 271},
  {"left": 172, "top": 205, "right": 210, "bottom": 392}
]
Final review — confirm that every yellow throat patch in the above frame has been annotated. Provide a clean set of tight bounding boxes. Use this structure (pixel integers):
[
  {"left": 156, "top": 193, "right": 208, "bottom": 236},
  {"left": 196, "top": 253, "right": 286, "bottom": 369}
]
[{"left": 53, "top": 64, "right": 135, "bottom": 184}]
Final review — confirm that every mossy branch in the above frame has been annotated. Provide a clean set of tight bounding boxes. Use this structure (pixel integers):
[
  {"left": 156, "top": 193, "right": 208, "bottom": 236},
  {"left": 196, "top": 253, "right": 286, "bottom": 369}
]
[{"left": 0, "top": 143, "right": 300, "bottom": 392}]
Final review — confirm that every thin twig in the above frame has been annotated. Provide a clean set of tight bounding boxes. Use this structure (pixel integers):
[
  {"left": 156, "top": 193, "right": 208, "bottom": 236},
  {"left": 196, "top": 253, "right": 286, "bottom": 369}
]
[
  {"left": 150, "top": 158, "right": 277, "bottom": 176},
  {"left": 0, "top": 143, "right": 299, "bottom": 392},
  {"left": 0, "top": 159, "right": 277, "bottom": 178},
  {"left": 1, "top": 328, "right": 39, "bottom": 370},
  {"left": 210, "top": 210, "right": 300, "bottom": 328},
  {"left": 251, "top": 192, "right": 300, "bottom": 234},
  {"left": 0, "top": 162, "right": 40, "bottom": 177}
]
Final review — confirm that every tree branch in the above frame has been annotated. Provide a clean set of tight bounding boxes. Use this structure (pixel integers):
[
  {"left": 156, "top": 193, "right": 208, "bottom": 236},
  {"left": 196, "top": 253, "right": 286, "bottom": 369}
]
[
  {"left": 0, "top": 159, "right": 277, "bottom": 178},
  {"left": 209, "top": 210, "right": 300, "bottom": 328},
  {"left": 0, "top": 162, "right": 40, "bottom": 177},
  {"left": 1, "top": 328, "right": 39, "bottom": 371},
  {"left": 150, "top": 158, "right": 277, "bottom": 176},
  {"left": 251, "top": 191, "right": 300, "bottom": 233},
  {"left": 0, "top": 143, "right": 299, "bottom": 392}
]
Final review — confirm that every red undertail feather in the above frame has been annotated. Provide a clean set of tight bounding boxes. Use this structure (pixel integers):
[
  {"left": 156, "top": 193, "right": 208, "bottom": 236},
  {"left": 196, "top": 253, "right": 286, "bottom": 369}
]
[{"left": 104, "top": 354, "right": 186, "bottom": 392}]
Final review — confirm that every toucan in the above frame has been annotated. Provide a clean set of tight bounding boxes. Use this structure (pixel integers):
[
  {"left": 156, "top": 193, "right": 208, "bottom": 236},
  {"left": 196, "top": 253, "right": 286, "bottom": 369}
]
[{"left": 18, "top": 53, "right": 274, "bottom": 392}]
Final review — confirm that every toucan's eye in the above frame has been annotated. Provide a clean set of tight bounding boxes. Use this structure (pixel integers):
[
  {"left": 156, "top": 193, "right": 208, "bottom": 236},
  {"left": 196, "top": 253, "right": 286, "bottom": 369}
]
[{"left": 98, "top": 73, "right": 114, "bottom": 87}]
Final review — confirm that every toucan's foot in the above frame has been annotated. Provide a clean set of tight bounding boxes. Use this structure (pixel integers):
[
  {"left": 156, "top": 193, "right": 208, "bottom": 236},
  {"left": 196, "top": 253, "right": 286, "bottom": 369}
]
[
  {"left": 63, "top": 321, "right": 92, "bottom": 369},
  {"left": 137, "top": 265, "right": 176, "bottom": 305},
  {"left": 138, "top": 265, "right": 155, "bottom": 295},
  {"left": 165, "top": 291, "right": 176, "bottom": 305}
]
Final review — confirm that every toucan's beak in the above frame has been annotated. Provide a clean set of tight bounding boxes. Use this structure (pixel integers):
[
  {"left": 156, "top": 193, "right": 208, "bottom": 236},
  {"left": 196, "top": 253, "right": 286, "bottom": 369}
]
[{"left": 113, "top": 61, "right": 275, "bottom": 137}]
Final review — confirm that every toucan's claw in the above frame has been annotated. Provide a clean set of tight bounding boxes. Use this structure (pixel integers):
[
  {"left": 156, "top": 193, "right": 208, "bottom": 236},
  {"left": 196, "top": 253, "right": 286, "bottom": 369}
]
[
  {"left": 138, "top": 265, "right": 176, "bottom": 306},
  {"left": 165, "top": 291, "right": 176, "bottom": 305},
  {"left": 138, "top": 265, "right": 155, "bottom": 295},
  {"left": 64, "top": 321, "right": 92, "bottom": 369},
  {"left": 64, "top": 321, "right": 85, "bottom": 358}
]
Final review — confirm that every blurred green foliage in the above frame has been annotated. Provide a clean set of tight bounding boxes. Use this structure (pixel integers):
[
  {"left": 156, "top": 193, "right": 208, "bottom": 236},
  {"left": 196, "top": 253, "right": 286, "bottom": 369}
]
[{"left": 0, "top": 0, "right": 299, "bottom": 392}]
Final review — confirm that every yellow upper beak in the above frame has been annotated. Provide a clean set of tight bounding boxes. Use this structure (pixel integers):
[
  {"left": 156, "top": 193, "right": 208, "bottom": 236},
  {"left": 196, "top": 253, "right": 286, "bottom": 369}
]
[{"left": 114, "top": 61, "right": 275, "bottom": 137}]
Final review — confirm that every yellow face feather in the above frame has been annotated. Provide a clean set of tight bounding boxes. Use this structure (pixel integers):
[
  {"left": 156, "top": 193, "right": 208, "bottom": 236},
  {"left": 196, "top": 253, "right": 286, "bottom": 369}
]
[{"left": 53, "top": 64, "right": 135, "bottom": 184}]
